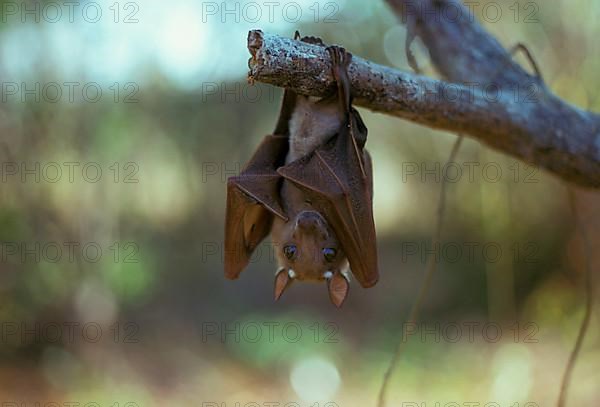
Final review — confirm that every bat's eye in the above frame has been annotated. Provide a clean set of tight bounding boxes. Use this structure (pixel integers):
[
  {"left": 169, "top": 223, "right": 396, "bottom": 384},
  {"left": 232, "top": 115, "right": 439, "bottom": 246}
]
[
  {"left": 323, "top": 248, "right": 337, "bottom": 262},
  {"left": 283, "top": 245, "right": 297, "bottom": 260}
]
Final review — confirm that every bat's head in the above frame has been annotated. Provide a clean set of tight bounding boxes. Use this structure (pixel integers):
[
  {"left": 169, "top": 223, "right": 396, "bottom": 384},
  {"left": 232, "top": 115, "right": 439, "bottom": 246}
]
[{"left": 271, "top": 210, "right": 350, "bottom": 307}]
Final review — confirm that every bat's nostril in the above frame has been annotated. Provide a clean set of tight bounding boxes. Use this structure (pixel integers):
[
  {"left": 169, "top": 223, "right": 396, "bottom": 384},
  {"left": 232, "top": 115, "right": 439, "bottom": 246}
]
[
  {"left": 296, "top": 211, "right": 323, "bottom": 231},
  {"left": 297, "top": 217, "right": 318, "bottom": 230}
]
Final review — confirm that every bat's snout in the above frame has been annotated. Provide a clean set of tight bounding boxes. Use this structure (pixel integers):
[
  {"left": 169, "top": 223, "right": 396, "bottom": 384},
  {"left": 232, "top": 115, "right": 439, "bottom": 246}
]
[{"left": 295, "top": 211, "right": 326, "bottom": 232}]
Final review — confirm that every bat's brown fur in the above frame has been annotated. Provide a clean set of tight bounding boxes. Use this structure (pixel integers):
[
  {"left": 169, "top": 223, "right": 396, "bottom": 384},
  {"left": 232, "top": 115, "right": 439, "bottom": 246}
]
[{"left": 286, "top": 96, "right": 344, "bottom": 164}]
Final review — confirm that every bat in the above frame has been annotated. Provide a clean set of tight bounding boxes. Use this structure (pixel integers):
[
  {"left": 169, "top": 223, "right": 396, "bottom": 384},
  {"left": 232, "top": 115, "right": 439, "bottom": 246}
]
[{"left": 224, "top": 32, "right": 378, "bottom": 307}]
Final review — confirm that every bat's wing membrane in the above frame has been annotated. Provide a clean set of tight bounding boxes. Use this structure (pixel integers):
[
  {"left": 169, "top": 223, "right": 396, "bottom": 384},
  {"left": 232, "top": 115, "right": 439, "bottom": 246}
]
[
  {"left": 278, "top": 109, "right": 379, "bottom": 288},
  {"left": 224, "top": 52, "right": 301, "bottom": 280},
  {"left": 224, "top": 135, "right": 288, "bottom": 279}
]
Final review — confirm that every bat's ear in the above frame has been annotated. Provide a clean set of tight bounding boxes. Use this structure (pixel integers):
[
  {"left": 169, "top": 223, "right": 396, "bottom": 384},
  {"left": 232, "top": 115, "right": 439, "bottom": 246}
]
[
  {"left": 274, "top": 268, "right": 294, "bottom": 301},
  {"left": 327, "top": 272, "right": 349, "bottom": 308}
]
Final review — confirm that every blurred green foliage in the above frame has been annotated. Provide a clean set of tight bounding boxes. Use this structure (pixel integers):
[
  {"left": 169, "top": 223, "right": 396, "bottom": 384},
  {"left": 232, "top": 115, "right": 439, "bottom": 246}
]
[{"left": 0, "top": 0, "right": 598, "bottom": 405}]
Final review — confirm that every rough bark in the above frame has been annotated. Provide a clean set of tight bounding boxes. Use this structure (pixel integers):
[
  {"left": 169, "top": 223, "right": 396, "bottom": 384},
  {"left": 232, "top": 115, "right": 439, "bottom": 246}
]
[{"left": 247, "top": 24, "right": 600, "bottom": 188}]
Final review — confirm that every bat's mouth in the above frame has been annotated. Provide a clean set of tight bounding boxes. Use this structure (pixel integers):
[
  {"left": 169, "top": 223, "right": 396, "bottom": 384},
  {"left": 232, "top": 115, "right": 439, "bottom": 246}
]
[{"left": 284, "top": 269, "right": 351, "bottom": 284}]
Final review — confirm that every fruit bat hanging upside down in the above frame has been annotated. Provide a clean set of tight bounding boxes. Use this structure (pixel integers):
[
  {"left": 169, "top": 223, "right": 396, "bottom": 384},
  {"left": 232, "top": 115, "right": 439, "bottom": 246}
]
[{"left": 224, "top": 32, "right": 379, "bottom": 307}]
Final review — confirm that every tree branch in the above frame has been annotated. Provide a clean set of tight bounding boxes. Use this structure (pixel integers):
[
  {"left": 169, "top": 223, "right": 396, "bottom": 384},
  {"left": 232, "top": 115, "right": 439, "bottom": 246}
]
[{"left": 247, "top": 28, "right": 600, "bottom": 188}]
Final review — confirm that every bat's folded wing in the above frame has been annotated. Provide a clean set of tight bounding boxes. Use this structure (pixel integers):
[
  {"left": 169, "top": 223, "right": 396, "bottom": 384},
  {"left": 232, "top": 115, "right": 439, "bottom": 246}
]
[
  {"left": 278, "top": 113, "right": 379, "bottom": 288},
  {"left": 224, "top": 135, "right": 289, "bottom": 279}
]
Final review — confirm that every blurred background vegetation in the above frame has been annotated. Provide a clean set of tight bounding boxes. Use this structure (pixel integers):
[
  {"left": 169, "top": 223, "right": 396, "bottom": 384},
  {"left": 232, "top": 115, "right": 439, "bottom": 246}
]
[{"left": 0, "top": 0, "right": 598, "bottom": 405}]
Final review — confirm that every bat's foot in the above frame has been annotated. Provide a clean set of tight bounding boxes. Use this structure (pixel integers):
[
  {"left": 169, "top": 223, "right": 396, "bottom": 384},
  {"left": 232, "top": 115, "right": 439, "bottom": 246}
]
[
  {"left": 302, "top": 35, "right": 326, "bottom": 46},
  {"left": 294, "top": 31, "right": 325, "bottom": 46},
  {"left": 295, "top": 31, "right": 325, "bottom": 46},
  {"left": 326, "top": 45, "right": 352, "bottom": 73},
  {"left": 326, "top": 45, "right": 353, "bottom": 114}
]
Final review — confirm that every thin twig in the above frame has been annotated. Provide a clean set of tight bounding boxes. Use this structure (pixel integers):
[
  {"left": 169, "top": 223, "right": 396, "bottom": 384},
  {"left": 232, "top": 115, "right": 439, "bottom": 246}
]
[
  {"left": 376, "top": 136, "right": 463, "bottom": 407},
  {"left": 557, "top": 189, "right": 594, "bottom": 407},
  {"left": 508, "top": 43, "right": 545, "bottom": 83}
]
